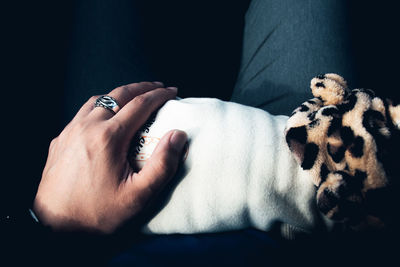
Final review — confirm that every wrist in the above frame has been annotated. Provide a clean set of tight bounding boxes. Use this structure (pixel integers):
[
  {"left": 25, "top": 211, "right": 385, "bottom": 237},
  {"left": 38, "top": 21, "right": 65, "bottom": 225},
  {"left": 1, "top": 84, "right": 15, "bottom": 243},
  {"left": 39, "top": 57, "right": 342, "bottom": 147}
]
[{"left": 32, "top": 197, "right": 67, "bottom": 231}]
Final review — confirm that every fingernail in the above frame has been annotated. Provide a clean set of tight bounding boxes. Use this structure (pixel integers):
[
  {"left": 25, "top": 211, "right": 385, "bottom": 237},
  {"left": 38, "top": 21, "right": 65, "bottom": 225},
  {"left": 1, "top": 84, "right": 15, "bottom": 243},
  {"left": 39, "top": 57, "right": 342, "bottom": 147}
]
[
  {"left": 153, "top": 81, "right": 164, "bottom": 87},
  {"left": 170, "top": 130, "right": 187, "bottom": 152}
]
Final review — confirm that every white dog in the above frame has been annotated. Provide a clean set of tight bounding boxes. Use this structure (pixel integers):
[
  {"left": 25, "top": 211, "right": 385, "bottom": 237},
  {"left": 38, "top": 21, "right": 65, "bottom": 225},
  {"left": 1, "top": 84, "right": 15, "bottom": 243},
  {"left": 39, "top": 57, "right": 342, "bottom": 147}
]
[{"left": 131, "top": 98, "right": 334, "bottom": 237}]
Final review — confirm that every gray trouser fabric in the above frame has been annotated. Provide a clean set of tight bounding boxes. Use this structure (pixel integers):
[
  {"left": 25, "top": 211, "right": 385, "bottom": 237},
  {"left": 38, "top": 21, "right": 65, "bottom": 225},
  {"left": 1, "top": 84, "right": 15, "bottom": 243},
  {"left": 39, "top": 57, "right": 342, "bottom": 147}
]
[
  {"left": 62, "top": 0, "right": 400, "bottom": 121},
  {"left": 64, "top": 0, "right": 360, "bottom": 121},
  {"left": 231, "top": 0, "right": 356, "bottom": 115}
]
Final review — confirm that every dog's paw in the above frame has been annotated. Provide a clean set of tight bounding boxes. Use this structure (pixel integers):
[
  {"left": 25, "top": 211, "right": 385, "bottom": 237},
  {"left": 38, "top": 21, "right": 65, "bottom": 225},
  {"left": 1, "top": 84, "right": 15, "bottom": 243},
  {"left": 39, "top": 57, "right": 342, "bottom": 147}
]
[{"left": 316, "top": 170, "right": 365, "bottom": 221}]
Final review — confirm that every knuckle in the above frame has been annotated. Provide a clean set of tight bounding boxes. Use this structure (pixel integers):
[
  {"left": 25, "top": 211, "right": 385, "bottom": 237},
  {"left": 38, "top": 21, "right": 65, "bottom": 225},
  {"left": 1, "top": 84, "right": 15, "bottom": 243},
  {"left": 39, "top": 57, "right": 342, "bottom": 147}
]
[
  {"left": 71, "top": 120, "right": 90, "bottom": 136},
  {"left": 50, "top": 137, "right": 58, "bottom": 145},
  {"left": 89, "top": 95, "right": 100, "bottom": 103},
  {"left": 106, "top": 120, "right": 125, "bottom": 135},
  {"left": 95, "top": 132, "right": 112, "bottom": 147},
  {"left": 116, "top": 84, "right": 130, "bottom": 92},
  {"left": 138, "top": 81, "right": 153, "bottom": 87},
  {"left": 86, "top": 124, "right": 112, "bottom": 146},
  {"left": 99, "top": 126, "right": 115, "bottom": 142},
  {"left": 74, "top": 119, "right": 88, "bottom": 129},
  {"left": 86, "top": 95, "right": 101, "bottom": 108},
  {"left": 95, "top": 121, "right": 125, "bottom": 144},
  {"left": 49, "top": 137, "right": 58, "bottom": 150},
  {"left": 133, "top": 94, "right": 151, "bottom": 106}
]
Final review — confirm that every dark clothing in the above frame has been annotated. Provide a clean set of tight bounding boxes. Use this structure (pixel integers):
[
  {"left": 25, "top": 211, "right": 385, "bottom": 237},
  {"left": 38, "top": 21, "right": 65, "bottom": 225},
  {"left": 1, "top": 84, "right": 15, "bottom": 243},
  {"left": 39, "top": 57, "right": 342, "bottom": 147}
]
[{"left": 231, "top": 0, "right": 357, "bottom": 115}]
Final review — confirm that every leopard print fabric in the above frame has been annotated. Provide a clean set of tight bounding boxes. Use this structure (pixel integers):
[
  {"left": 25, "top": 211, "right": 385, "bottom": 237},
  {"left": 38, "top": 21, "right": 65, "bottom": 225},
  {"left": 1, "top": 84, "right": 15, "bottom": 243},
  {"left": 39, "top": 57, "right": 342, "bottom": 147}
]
[{"left": 285, "top": 74, "right": 400, "bottom": 230}]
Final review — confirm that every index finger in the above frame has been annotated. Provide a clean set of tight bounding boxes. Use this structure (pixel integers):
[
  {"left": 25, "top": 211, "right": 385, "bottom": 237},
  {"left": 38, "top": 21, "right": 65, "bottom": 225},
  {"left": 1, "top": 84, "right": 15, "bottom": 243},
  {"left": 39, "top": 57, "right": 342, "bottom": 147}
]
[
  {"left": 90, "top": 81, "right": 166, "bottom": 121},
  {"left": 112, "top": 87, "right": 178, "bottom": 144}
]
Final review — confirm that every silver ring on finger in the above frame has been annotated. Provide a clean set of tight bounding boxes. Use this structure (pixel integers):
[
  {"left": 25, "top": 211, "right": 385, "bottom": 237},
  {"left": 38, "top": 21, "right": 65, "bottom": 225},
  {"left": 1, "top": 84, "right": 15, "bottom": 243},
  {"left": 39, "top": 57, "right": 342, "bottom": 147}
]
[{"left": 94, "top": 95, "right": 121, "bottom": 115}]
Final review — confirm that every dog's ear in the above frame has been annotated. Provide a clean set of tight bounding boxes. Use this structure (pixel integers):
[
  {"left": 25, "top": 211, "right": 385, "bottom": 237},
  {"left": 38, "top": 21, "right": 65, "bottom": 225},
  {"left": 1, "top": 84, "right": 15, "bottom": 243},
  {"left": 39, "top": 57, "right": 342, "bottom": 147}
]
[
  {"left": 285, "top": 126, "right": 307, "bottom": 165},
  {"left": 311, "top": 73, "right": 348, "bottom": 105}
]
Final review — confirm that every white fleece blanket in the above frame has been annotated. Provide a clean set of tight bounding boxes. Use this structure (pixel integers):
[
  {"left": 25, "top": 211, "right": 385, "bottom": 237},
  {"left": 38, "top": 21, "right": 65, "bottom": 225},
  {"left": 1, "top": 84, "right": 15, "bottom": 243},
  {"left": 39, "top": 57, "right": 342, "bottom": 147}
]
[{"left": 132, "top": 98, "right": 333, "bottom": 235}]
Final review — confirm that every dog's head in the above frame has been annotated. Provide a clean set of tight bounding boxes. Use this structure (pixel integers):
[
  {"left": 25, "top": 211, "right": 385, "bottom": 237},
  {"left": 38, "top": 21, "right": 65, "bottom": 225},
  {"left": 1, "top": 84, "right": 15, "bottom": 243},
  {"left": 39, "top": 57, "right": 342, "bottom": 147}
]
[{"left": 285, "top": 74, "right": 400, "bottom": 231}]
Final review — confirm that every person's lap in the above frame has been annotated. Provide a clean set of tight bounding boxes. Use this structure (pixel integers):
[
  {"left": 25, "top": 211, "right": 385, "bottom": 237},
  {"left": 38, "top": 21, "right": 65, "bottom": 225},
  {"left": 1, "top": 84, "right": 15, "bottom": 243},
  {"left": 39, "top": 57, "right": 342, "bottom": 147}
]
[
  {"left": 232, "top": 0, "right": 400, "bottom": 115},
  {"left": 64, "top": 0, "right": 361, "bottom": 118},
  {"left": 231, "top": 0, "right": 357, "bottom": 115},
  {"left": 60, "top": 0, "right": 397, "bottom": 265},
  {"left": 109, "top": 229, "right": 280, "bottom": 267}
]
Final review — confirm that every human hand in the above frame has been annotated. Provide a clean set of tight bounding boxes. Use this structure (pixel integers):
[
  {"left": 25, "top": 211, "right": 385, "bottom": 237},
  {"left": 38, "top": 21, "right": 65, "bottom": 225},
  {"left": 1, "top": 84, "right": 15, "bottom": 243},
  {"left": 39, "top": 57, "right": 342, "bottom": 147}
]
[{"left": 33, "top": 82, "right": 187, "bottom": 233}]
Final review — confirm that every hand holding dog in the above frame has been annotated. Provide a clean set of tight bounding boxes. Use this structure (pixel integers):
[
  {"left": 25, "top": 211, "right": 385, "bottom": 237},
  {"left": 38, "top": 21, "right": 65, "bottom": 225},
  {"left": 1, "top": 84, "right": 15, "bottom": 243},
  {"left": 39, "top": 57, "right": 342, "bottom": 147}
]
[{"left": 33, "top": 82, "right": 187, "bottom": 233}]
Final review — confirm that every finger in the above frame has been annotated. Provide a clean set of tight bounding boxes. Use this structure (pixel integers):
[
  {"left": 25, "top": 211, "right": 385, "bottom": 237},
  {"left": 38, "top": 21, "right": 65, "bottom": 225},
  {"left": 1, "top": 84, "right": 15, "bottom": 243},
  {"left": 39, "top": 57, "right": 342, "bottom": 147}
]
[
  {"left": 120, "top": 130, "right": 188, "bottom": 210},
  {"left": 73, "top": 95, "right": 102, "bottom": 121},
  {"left": 90, "top": 81, "right": 165, "bottom": 120},
  {"left": 112, "top": 87, "right": 178, "bottom": 143}
]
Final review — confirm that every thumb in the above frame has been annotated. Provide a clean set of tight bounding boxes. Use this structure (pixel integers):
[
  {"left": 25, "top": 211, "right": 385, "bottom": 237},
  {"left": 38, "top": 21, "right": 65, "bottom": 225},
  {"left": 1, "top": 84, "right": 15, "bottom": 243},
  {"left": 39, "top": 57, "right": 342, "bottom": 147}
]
[{"left": 121, "top": 130, "right": 188, "bottom": 209}]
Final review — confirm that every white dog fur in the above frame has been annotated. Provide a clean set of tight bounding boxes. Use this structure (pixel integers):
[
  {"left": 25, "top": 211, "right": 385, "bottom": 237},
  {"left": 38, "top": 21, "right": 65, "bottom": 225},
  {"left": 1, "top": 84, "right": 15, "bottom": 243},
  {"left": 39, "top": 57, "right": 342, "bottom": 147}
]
[{"left": 132, "top": 98, "right": 334, "bottom": 236}]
